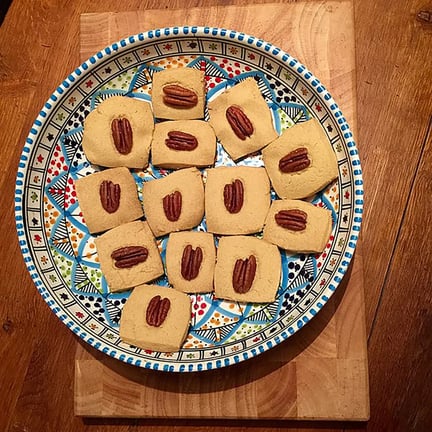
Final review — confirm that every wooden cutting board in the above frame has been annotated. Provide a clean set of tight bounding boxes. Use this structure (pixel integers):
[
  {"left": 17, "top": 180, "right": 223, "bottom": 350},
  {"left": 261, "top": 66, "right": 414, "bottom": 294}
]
[{"left": 75, "top": 1, "right": 369, "bottom": 420}]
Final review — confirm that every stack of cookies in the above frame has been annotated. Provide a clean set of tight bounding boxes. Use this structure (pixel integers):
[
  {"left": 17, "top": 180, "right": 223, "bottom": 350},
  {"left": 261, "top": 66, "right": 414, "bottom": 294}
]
[{"left": 75, "top": 69, "right": 338, "bottom": 352}]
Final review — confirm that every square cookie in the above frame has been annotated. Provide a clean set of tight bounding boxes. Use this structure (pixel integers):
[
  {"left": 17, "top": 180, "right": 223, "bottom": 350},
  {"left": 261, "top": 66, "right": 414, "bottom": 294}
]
[
  {"left": 262, "top": 118, "right": 338, "bottom": 199},
  {"left": 166, "top": 231, "right": 216, "bottom": 293},
  {"left": 82, "top": 96, "right": 154, "bottom": 169},
  {"left": 208, "top": 77, "right": 278, "bottom": 161},
  {"left": 214, "top": 236, "right": 281, "bottom": 303},
  {"left": 151, "top": 120, "right": 216, "bottom": 169},
  {"left": 120, "top": 284, "right": 191, "bottom": 352},
  {"left": 152, "top": 68, "right": 205, "bottom": 120},
  {"left": 205, "top": 166, "right": 271, "bottom": 235},
  {"left": 142, "top": 167, "right": 205, "bottom": 237},
  {"left": 263, "top": 199, "right": 333, "bottom": 253},
  {"left": 95, "top": 221, "right": 163, "bottom": 292},
  {"left": 75, "top": 167, "right": 143, "bottom": 234}
]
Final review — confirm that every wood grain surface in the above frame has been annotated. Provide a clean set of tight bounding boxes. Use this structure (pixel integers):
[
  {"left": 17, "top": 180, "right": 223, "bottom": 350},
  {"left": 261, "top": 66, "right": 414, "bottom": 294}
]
[
  {"left": 1, "top": 0, "right": 431, "bottom": 431},
  {"left": 75, "top": 2, "right": 368, "bottom": 421}
]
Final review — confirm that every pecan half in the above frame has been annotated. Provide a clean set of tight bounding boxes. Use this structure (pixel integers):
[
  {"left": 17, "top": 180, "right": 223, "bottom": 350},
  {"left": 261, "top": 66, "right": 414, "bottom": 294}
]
[
  {"left": 111, "top": 118, "right": 133, "bottom": 155},
  {"left": 181, "top": 245, "right": 203, "bottom": 281},
  {"left": 275, "top": 209, "right": 308, "bottom": 231},
  {"left": 99, "top": 180, "right": 121, "bottom": 213},
  {"left": 223, "top": 179, "right": 244, "bottom": 214},
  {"left": 163, "top": 191, "right": 182, "bottom": 222},
  {"left": 146, "top": 295, "right": 171, "bottom": 327},
  {"left": 226, "top": 105, "right": 254, "bottom": 140},
  {"left": 232, "top": 255, "right": 257, "bottom": 294},
  {"left": 163, "top": 84, "right": 198, "bottom": 108},
  {"left": 111, "top": 246, "right": 149, "bottom": 268},
  {"left": 165, "top": 131, "right": 198, "bottom": 151},
  {"left": 279, "top": 147, "right": 311, "bottom": 173}
]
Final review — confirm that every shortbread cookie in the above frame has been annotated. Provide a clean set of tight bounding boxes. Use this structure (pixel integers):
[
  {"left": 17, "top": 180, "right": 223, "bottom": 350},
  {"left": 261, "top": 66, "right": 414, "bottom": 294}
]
[
  {"left": 214, "top": 236, "right": 281, "bottom": 303},
  {"left": 82, "top": 96, "right": 154, "bottom": 168},
  {"left": 263, "top": 199, "right": 333, "bottom": 253},
  {"left": 262, "top": 118, "right": 338, "bottom": 199},
  {"left": 151, "top": 120, "right": 216, "bottom": 169},
  {"left": 95, "top": 221, "right": 164, "bottom": 292},
  {"left": 205, "top": 166, "right": 271, "bottom": 235},
  {"left": 142, "top": 167, "right": 205, "bottom": 237},
  {"left": 75, "top": 167, "right": 143, "bottom": 234},
  {"left": 120, "top": 284, "right": 191, "bottom": 352},
  {"left": 208, "top": 77, "right": 278, "bottom": 160},
  {"left": 152, "top": 68, "right": 205, "bottom": 120},
  {"left": 166, "top": 231, "right": 216, "bottom": 293}
]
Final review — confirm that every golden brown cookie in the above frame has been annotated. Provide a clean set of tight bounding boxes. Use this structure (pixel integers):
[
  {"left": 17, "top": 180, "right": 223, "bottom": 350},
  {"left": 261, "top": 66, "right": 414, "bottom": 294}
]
[
  {"left": 205, "top": 166, "right": 271, "bottom": 235},
  {"left": 120, "top": 284, "right": 191, "bottom": 352},
  {"left": 263, "top": 199, "right": 333, "bottom": 253},
  {"left": 152, "top": 68, "right": 205, "bottom": 120},
  {"left": 82, "top": 96, "right": 154, "bottom": 169},
  {"left": 208, "top": 78, "right": 278, "bottom": 161},
  {"left": 75, "top": 167, "right": 143, "bottom": 234},
  {"left": 262, "top": 118, "right": 338, "bottom": 199},
  {"left": 214, "top": 236, "right": 281, "bottom": 303},
  {"left": 166, "top": 231, "right": 216, "bottom": 293},
  {"left": 142, "top": 167, "right": 205, "bottom": 237},
  {"left": 95, "top": 221, "right": 164, "bottom": 292},
  {"left": 151, "top": 120, "right": 216, "bottom": 169}
]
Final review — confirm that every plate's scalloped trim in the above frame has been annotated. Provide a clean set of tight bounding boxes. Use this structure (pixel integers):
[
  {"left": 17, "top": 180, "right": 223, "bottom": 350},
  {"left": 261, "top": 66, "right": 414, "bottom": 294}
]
[{"left": 15, "top": 26, "right": 363, "bottom": 372}]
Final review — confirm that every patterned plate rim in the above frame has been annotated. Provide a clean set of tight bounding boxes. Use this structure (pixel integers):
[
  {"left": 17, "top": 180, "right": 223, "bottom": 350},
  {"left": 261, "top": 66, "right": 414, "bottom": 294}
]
[{"left": 14, "top": 26, "right": 363, "bottom": 372}]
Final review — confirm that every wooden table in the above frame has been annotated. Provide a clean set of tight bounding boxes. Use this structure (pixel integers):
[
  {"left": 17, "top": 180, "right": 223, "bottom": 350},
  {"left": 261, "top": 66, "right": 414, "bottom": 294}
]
[{"left": 1, "top": 0, "right": 431, "bottom": 431}]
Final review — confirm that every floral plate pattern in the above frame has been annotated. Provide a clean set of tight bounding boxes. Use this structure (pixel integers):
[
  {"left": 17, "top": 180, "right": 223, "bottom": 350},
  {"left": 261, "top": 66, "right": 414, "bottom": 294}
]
[{"left": 15, "top": 27, "right": 363, "bottom": 372}]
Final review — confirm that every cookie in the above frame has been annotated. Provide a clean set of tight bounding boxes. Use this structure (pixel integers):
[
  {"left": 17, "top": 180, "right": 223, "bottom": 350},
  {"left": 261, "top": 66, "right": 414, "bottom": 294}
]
[
  {"left": 151, "top": 68, "right": 205, "bottom": 120},
  {"left": 262, "top": 118, "right": 338, "bottom": 199},
  {"left": 208, "top": 77, "right": 278, "bottom": 161},
  {"left": 75, "top": 167, "right": 143, "bottom": 234},
  {"left": 166, "top": 231, "right": 216, "bottom": 293},
  {"left": 82, "top": 96, "right": 154, "bottom": 169},
  {"left": 205, "top": 166, "right": 271, "bottom": 235},
  {"left": 119, "top": 284, "right": 191, "bottom": 352},
  {"left": 151, "top": 120, "right": 216, "bottom": 169},
  {"left": 263, "top": 199, "right": 333, "bottom": 253},
  {"left": 95, "top": 221, "right": 164, "bottom": 292},
  {"left": 142, "top": 167, "right": 205, "bottom": 237},
  {"left": 214, "top": 236, "right": 281, "bottom": 303}
]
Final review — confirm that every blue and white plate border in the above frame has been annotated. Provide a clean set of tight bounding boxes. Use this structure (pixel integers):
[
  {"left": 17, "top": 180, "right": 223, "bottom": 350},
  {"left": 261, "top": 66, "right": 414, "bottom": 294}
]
[{"left": 15, "top": 26, "right": 363, "bottom": 372}]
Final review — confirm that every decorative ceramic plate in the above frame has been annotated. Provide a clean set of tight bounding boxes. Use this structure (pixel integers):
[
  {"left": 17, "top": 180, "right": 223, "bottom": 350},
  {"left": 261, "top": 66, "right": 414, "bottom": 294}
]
[{"left": 15, "top": 27, "right": 363, "bottom": 372}]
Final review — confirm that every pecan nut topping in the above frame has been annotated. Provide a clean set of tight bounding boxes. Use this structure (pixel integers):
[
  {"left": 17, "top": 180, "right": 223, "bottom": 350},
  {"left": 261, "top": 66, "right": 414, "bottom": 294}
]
[
  {"left": 275, "top": 209, "right": 308, "bottom": 231},
  {"left": 279, "top": 147, "right": 311, "bottom": 173},
  {"left": 223, "top": 179, "right": 244, "bottom": 214},
  {"left": 163, "top": 84, "right": 198, "bottom": 108},
  {"left": 146, "top": 295, "right": 171, "bottom": 327},
  {"left": 99, "top": 180, "right": 121, "bottom": 213},
  {"left": 111, "top": 246, "right": 149, "bottom": 268},
  {"left": 181, "top": 244, "right": 203, "bottom": 281},
  {"left": 111, "top": 117, "right": 133, "bottom": 155},
  {"left": 232, "top": 255, "right": 257, "bottom": 294},
  {"left": 225, "top": 105, "right": 254, "bottom": 140},
  {"left": 165, "top": 131, "right": 198, "bottom": 151},
  {"left": 163, "top": 191, "right": 182, "bottom": 222}
]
